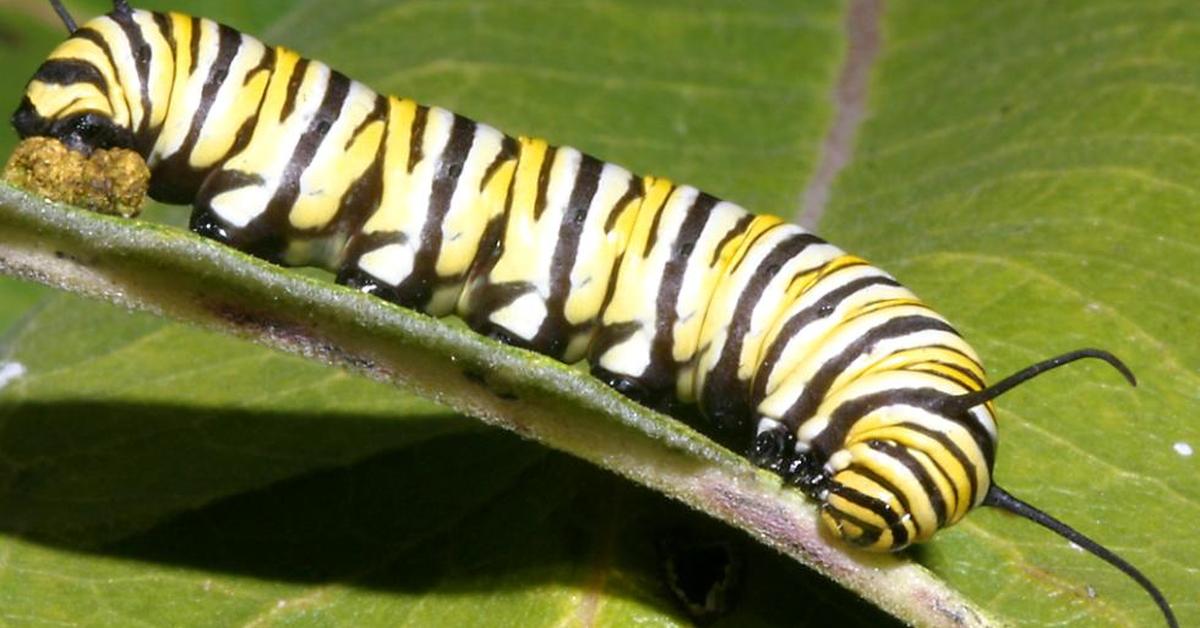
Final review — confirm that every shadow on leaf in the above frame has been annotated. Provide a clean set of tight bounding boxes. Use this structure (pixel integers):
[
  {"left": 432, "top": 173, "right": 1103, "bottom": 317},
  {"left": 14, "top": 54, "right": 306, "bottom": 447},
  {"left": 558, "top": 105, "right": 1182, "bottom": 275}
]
[{"left": 0, "top": 400, "right": 898, "bottom": 626}]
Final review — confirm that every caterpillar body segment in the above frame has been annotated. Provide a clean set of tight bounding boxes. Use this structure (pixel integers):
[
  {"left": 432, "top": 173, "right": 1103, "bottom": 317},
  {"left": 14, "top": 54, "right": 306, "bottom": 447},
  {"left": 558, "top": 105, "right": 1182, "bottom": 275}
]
[{"left": 10, "top": 4, "right": 1178, "bottom": 626}]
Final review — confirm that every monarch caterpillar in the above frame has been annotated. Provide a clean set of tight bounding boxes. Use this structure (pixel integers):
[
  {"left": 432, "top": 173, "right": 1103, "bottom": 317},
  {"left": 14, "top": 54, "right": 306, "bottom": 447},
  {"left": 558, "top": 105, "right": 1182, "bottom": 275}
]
[{"left": 10, "top": 2, "right": 1178, "bottom": 625}]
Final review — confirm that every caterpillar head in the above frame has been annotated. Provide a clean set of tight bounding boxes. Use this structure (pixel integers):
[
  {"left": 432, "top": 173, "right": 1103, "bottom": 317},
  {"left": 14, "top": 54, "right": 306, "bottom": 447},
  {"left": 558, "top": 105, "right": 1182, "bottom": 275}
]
[
  {"left": 785, "top": 349, "right": 1176, "bottom": 626},
  {"left": 787, "top": 348, "right": 1141, "bottom": 552},
  {"left": 12, "top": 1, "right": 136, "bottom": 154},
  {"left": 816, "top": 429, "right": 989, "bottom": 552},
  {"left": 13, "top": 100, "right": 132, "bottom": 155},
  {"left": 802, "top": 393, "right": 996, "bottom": 552}
]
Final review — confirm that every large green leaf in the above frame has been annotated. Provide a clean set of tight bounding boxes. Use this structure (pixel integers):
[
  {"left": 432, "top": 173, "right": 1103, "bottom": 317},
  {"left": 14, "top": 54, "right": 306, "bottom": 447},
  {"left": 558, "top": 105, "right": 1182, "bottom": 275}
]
[{"left": 0, "top": 0, "right": 1195, "bottom": 626}]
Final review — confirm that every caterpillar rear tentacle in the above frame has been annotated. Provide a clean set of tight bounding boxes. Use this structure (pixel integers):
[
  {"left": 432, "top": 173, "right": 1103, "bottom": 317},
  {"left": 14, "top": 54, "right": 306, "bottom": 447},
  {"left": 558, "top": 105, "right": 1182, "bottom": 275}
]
[{"left": 11, "top": 3, "right": 1177, "bottom": 626}]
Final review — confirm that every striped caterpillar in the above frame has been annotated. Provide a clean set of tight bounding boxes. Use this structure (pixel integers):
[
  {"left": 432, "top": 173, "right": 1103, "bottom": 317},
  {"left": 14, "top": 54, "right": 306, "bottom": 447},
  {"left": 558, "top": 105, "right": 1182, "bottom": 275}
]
[{"left": 10, "top": 2, "right": 1177, "bottom": 624}]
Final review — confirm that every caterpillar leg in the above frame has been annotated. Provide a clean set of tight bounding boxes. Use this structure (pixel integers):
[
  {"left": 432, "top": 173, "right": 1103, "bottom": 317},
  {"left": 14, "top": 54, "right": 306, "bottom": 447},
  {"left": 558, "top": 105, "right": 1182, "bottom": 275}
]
[
  {"left": 187, "top": 199, "right": 233, "bottom": 244},
  {"left": 335, "top": 231, "right": 427, "bottom": 307},
  {"left": 460, "top": 279, "right": 561, "bottom": 354},
  {"left": 189, "top": 169, "right": 291, "bottom": 264},
  {"left": 747, "top": 419, "right": 794, "bottom": 473},
  {"left": 590, "top": 361, "right": 670, "bottom": 410}
]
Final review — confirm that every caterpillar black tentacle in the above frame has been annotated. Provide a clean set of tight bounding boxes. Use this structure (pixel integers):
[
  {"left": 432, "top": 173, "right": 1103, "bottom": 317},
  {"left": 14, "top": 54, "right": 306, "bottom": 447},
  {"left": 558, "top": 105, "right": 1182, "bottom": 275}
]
[
  {"left": 10, "top": 3, "right": 1178, "bottom": 626},
  {"left": 49, "top": 0, "right": 77, "bottom": 34}
]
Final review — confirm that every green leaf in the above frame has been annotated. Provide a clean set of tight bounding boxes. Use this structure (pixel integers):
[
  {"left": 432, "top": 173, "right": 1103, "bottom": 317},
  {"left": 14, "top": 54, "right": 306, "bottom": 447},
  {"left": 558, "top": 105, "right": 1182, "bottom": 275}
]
[{"left": 1, "top": 1, "right": 1195, "bottom": 627}]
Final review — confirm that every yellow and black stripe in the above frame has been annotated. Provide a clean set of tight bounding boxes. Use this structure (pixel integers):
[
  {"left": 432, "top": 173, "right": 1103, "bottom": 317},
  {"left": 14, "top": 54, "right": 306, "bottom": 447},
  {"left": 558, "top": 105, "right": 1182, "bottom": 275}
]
[{"left": 10, "top": 3, "right": 1178, "bottom": 625}]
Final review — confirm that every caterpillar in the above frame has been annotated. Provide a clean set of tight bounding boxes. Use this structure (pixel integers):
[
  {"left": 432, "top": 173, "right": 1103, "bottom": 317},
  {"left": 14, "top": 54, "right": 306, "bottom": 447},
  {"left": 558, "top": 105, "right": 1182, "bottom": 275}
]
[{"left": 10, "top": 2, "right": 1177, "bottom": 625}]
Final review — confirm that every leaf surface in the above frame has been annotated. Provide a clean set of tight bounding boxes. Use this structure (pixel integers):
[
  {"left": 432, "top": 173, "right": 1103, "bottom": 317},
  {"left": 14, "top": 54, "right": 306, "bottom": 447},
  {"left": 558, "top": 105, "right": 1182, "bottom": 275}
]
[{"left": 1, "top": 1, "right": 1195, "bottom": 627}]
